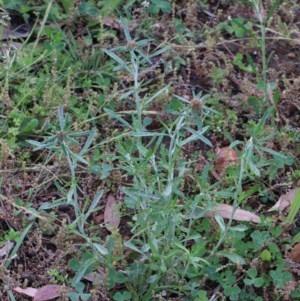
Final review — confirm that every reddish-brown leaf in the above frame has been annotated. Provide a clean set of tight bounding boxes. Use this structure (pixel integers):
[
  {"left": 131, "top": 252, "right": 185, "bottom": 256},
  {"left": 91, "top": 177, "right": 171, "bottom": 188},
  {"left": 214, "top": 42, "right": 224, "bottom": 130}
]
[
  {"left": 104, "top": 194, "right": 120, "bottom": 232},
  {"left": 33, "top": 285, "right": 62, "bottom": 301},
  {"left": 289, "top": 243, "right": 300, "bottom": 263},
  {"left": 215, "top": 147, "right": 239, "bottom": 177}
]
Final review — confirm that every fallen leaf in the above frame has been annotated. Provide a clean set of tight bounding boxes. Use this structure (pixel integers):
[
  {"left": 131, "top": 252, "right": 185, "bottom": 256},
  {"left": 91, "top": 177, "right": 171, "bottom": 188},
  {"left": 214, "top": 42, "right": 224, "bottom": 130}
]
[
  {"left": 13, "top": 285, "right": 63, "bottom": 301},
  {"left": 268, "top": 187, "right": 300, "bottom": 212},
  {"left": 34, "top": 285, "right": 62, "bottom": 301},
  {"left": 0, "top": 240, "right": 14, "bottom": 258},
  {"left": 13, "top": 287, "right": 37, "bottom": 298},
  {"left": 206, "top": 204, "right": 261, "bottom": 223},
  {"left": 289, "top": 243, "right": 300, "bottom": 263},
  {"left": 214, "top": 147, "right": 239, "bottom": 178},
  {"left": 104, "top": 194, "right": 120, "bottom": 232}
]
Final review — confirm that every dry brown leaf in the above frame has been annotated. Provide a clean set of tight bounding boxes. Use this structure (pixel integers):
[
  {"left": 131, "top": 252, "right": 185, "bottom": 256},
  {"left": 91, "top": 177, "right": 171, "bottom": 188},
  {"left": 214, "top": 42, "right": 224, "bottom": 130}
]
[
  {"left": 268, "top": 187, "right": 300, "bottom": 212},
  {"left": 13, "top": 285, "right": 62, "bottom": 301},
  {"left": 13, "top": 287, "right": 37, "bottom": 298},
  {"left": 214, "top": 147, "right": 239, "bottom": 179},
  {"left": 0, "top": 240, "right": 14, "bottom": 258},
  {"left": 34, "top": 285, "right": 62, "bottom": 301},
  {"left": 206, "top": 204, "right": 261, "bottom": 223},
  {"left": 104, "top": 194, "right": 120, "bottom": 232},
  {"left": 289, "top": 243, "right": 300, "bottom": 263}
]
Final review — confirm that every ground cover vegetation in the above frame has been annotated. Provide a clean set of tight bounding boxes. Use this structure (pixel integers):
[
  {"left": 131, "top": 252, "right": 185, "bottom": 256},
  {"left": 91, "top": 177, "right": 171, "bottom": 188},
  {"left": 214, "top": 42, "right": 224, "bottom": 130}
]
[{"left": 0, "top": 0, "right": 299, "bottom": 300}]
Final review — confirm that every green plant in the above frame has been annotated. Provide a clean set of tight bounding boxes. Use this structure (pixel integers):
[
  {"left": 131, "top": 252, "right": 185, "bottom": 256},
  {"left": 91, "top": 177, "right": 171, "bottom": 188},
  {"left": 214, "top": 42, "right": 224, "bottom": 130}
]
[
  {"left": 67, "top": 282, "right": 91, "bottom": 301},
  {"left": 94, "top": 14, "right": 297, "bottom": 299},
  {"left": 223, "top": 284, "right": 241, "bottom": 301},
  {"left": 113, "top": 291, "right": 132, "bottom": 301},
  {"left": 101, "top": 18, "right": 218, "bottom": 299},
  {"left": 27, "top": 106, "right": 108, "bottom": 278},
  {"left": 2, "top": 229, "right": 21, "bottom": 242},
  {"left": 217, "top": 17, "right": 253, "bottom": 39},
  {"left": 244, "top": 268, "right": 264, "bottom": 288},
  {"left": 27, "top": 106, "right": 96, "bottom": 178},
  {"left": 48, "top": 268, "right": 66, "bottom": 284},
  {"left": 248, "top": 0, "right": 281, "bottom": 107},
  {"left": 149, "top": 0, "right": 172, "bottom": 14},
  {"left": 1, "top": 1, "right": 299, "bottom": 300},
  {"left": 270, "top": 266, "right": 292, "bottom": 289}
]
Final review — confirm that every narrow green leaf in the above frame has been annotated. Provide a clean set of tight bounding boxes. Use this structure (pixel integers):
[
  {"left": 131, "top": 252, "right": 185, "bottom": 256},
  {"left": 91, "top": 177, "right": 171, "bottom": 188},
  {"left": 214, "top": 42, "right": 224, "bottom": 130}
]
[
  {"left": 84, "top": 190, "right": 104, "bottom": 223},
  {"left": 20, "top": 119, "right": 39, "bottom": 133},
  {"left": 179, "top": 126, "right": 211, "bottom": 147},
  {"left": 258, "top": 146, "right": 287, "bottom": 159},
  {"left": 124, "top": 241, "right": 146, "bottom": 256},
  {"left": 215, "top": 215, "right": 226, "bottom": 232},
  {"left": 103, "top": 49, "right": 129, "bottom": 71},
  {"left": 247, "top": 159, "right": 260, "bottom": 177},
  {"left": 145, "top": 84, "right": 171, "bottom": 105},
  {"left": 104, "top": 108, "right": 133, "bottom": 129},
  {"left": 285, "top": 188, "right": 300, "bottom": 223},
  {"left": 80, "top": 128, "right": 96, "bottom": 155},
  {"left": 252, "top": 108, "right": 273, "bottom": 136},
  {"left": 217, "top": 251, "right": 246, "bottom": 265},
  {"left": 27, "top": 138, "right": 56, "bottom": 151},
  {"left": 291, "top": 231, "right": 300, "bottom": 245},
  {"left": 246, "top": 53, "right": 258, "bottom": 77},
  {"left": 120, "top": 17, "right": 132, "bottom": 42},
  {"left": 5, "top": 223, "right": 34, "bottom": 268},
  {"left": 58, "top": 105, "right": 66, "bottom": 131},
  {"left": 266, "top": 0, "right": 281, "bottom": 23},
  {"left": 149, "top": 45, "right": 172, "bottom": 58},
  {"left": 71, "top": 258, "right": 95, "bottom": 286},
  {"left": 92, "top": 243, "right": 108, "bottom": 255}
]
